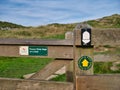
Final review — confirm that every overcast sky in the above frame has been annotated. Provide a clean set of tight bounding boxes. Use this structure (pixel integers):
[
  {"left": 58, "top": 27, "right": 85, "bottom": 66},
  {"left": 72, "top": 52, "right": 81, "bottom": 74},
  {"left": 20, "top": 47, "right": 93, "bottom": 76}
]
[{"left": 0, "top": 0, "right": 120, "bottom": 26}]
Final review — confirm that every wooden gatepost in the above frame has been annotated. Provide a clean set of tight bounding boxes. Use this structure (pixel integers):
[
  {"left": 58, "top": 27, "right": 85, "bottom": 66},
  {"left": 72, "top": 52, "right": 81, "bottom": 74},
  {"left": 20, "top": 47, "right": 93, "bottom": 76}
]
[
  {"left": 0, "top": 23, "right": 120, "bottom": 90},
  {"left": 73, "top": 24, "right": 94, "bottom": 90}
]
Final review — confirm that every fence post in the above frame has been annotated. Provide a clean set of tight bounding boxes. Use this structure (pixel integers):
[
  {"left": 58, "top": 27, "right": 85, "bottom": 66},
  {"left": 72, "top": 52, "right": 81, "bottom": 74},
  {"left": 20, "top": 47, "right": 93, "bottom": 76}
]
[
  {"left": 65, "top": 31, "right": 74, "bottom": 82},
  {"left": 73, "top": 24, "right": 94, "bottom": 90}
]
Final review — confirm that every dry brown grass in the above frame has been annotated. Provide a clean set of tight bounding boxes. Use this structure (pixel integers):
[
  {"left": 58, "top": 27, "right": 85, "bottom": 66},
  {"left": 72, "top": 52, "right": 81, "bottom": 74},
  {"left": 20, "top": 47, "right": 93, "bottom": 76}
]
[{"left": 0, "top": 23, "right": 76, "bottom": 39}]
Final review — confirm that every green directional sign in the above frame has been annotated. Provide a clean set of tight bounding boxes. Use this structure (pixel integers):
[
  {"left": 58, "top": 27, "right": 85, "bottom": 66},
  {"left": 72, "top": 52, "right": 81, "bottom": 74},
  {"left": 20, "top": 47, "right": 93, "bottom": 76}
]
[
  {"left": 29, "top": 46, "right": 48, "bottom": 56},
  {"left": 78, "top": 56, "right": 92, "bottom": 70}
]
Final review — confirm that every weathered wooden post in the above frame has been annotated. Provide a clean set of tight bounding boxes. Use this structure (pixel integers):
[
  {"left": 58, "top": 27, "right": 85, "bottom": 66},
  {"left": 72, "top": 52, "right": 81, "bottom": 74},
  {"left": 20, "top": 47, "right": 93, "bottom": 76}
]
[
  {"left": 65, "top": 31, "right": 74, "bottom": 82},
  {"left": 73, "top": 23, "right": 94, "bottom": 90}
]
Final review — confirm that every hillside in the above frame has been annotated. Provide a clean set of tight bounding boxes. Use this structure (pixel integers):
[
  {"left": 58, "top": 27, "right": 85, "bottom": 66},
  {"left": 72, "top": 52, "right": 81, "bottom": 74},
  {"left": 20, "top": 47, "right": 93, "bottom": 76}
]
[
  {"left": 87, "top": 14, "right": 120, "bottom": 28},
  {"left": 0, "top": 14, "right": 120, "bottom": 39},
  {"left": 0, "top": 21, "right": 25, "bottom": 30}
]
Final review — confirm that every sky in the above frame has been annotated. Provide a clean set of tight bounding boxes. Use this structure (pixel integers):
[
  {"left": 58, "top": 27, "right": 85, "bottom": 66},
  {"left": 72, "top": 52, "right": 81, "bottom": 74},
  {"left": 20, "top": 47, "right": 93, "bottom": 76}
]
[{"left": 0, "top": 0, "right": 120, "bottom": 26}]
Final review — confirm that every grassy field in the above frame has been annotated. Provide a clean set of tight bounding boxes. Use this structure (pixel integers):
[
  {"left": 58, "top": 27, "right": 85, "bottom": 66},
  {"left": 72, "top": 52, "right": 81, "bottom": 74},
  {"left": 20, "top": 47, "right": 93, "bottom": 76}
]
[{"left": 0, "top": 57, "right": 53, "bottom": 78}]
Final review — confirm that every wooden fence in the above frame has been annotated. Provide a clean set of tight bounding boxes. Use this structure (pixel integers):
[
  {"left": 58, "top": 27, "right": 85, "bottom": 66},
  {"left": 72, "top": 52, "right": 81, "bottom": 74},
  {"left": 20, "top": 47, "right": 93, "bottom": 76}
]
[{"left": 0, "top": 24, "right": 120, "bottom": 90}]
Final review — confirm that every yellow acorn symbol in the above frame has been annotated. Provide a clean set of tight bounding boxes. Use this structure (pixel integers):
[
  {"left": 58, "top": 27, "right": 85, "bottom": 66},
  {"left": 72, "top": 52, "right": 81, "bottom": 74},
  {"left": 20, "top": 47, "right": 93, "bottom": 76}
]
[{"left": 82, "top": 59, "right": 89, "bottom": 67}]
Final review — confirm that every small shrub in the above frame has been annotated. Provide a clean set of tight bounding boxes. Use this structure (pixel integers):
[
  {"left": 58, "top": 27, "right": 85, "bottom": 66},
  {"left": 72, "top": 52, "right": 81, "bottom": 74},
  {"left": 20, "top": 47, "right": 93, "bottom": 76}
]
[
  {"left": 103, "top": 45, "right": 112, "bottom": 48},
  {"left": 15, "top": 31, "right": 31, "bottom": 36}
]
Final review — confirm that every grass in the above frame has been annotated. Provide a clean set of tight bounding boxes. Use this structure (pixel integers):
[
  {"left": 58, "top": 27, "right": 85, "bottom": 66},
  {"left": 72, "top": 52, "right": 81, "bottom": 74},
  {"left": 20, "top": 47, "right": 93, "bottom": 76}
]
[
  {"left": 103, "top": 45, "right": 113, "bottom": 48},
  {"left": 94, "top": 62, "right": 113, "bottom": 74},
  {"left": 44, "top": 34, "right": 65, "bottom": 39},
  {"left": 0, "top": 57, "right": 53, "bottom": 78},
  {"left": 51, "top": 74, "right": 66, "bottom": 82},
  {"left": 87, "top": 14, "right": 120, "bottom": 28},
  {"left": 94, "top": 51, "right": 110, "bottom": 55},
  {"left": 0, "top": 23, "right": 75, "bottom": 39},
  {"left": 94, "top": 61, "right": 120, "bottom": 74}
]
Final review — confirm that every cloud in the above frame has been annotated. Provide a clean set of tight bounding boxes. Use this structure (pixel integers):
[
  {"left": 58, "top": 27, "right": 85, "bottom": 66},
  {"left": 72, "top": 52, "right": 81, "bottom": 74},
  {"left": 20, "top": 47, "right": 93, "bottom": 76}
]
[{"left": 0, "top": 0, "right": 120, "bottom": 26}]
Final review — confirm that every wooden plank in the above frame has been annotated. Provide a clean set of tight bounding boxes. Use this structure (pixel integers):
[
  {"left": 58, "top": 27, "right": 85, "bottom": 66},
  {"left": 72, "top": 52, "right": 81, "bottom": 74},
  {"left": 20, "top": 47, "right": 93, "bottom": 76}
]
[
  {"left": 0, "top": 45, "right": 73, "bottom": 59},
  {"left": 0, "top": 38, "right": 73, "bottom": 46},
  {"left": 29, "top": 60, "right": 71, "bottom": 80},
  {"left": 94, "top": 54, "right": 120, "bottom": 62},
  {"left": 76, "top": 75, "right": 120, "bottom": 90},
  {"left": 0, "top": 78, "right": 73, "bottom": 90},
  {"left": 0, "top": 45, "right": 118, "bottom": 62}
]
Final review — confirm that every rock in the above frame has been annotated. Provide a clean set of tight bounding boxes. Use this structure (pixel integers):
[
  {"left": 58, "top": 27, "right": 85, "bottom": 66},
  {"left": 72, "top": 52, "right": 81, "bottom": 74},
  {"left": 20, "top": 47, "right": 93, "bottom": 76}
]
[
  {"left": 110, "top": 66, "right": 119, "bottom": 71},
  {"left": 110, "top": 61, "right": 120, "bottom": 71},
  {"left": 23, "top": 73, "right": 35, "bottom": 79}
]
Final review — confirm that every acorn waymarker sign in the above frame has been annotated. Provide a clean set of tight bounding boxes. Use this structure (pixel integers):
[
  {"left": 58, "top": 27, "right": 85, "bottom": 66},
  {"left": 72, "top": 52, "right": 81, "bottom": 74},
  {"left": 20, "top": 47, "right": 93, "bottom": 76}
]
[
  {"left": 81, "top": 28, "right": 91, "bottom": 47},
  {"left": 78, "top": 56, "right": 92, "bottom": 70}
]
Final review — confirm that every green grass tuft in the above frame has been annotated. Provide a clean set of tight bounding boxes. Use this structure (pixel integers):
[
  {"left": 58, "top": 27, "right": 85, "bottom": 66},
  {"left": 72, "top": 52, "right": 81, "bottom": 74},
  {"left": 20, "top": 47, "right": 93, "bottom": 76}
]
[
  {"left": 50, "top": 74, "right": 66, "bottom": 82},
  {"left": 94, "top": 62, "right": 113, "bottom": 74}
]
